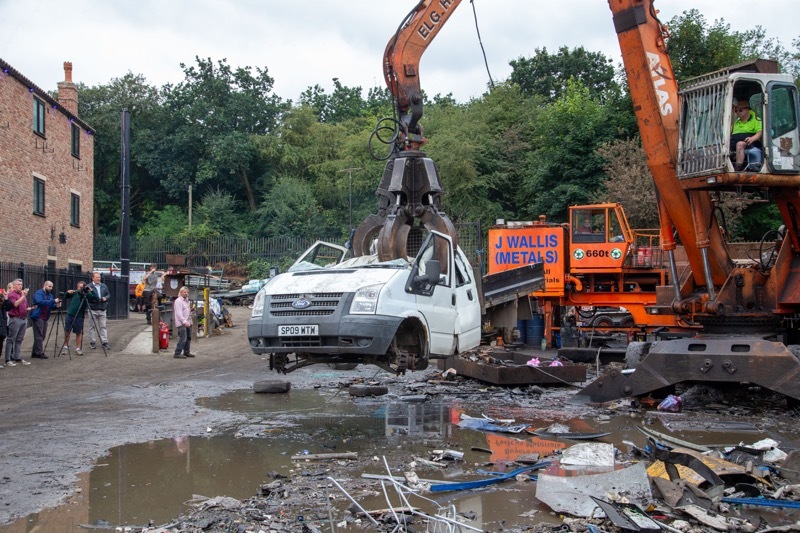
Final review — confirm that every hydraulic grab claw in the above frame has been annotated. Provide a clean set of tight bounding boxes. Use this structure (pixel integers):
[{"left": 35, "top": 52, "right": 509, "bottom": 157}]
[{"left": 353, "top": 150, "right": 457, "bottom": 261}]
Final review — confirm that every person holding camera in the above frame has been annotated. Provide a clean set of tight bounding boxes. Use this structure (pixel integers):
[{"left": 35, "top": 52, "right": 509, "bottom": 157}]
[
  {"left": 5, "top": 279, "right": 31, "bottom": 366},
  {"left": 60, "top": 281, "right": 98, "bottom": 356},
  {"left": 30, "top": 280, "right": 61, "bottom": 359},
  {"left": 87, "top": 272, "right": 111, "bottom": 350},
  {"left": 142, "top": 264, "right": 163, "bottom": 325}
]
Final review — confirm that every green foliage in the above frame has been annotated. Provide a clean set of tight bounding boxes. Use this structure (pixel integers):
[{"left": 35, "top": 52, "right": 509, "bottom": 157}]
[
  {"left": 142, "top": 57, "right": 287, "bottom": 211},
  {"left": 80, "top": 22, "right": 794, "bottom": 263},
  {"left": 194, "top": 189, "right": 251, "bottom": 236},
  {"left": 522, "top": 80, "right": 615, "bottom": 222},
  {"left": 78, "top": 73, "right": 163, "bottom": 234},
  {"left": 246, "top": 258, "right": 273, "bottom": 279},
  {"left": 594, "top": 137, "right": 658, "bottom": 230},
  {"left": 299, "top": 78, "right": 377, "bottom": 124},
  {"left": 666, "top": 10, "right": 796, "bottom": 81},
  {"left": 137, "top": 205, "right": 187, "bottom": 237},
  {"left": 732, "top": 203, "right": 783, "bottom": 242},
  {"left": 256, "top": 175, "right": 324, "bottom": 240},
  {"left": 509, "top": 46, "right": 619, "bottom": 103}
]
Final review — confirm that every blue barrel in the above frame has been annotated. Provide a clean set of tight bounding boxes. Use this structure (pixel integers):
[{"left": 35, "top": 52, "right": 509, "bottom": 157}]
[
  {"left": 526, "top": 315, "right": 544, "bottom": 347},
  {"left": 516, "top": 320, "right": 527, "bottom": 344}
]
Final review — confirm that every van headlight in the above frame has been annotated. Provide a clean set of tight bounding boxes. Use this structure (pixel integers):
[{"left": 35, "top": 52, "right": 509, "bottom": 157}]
[
  {"left": 350, "top": 284, "right": 382, "bottom": 314},
  {"left": 251, "top": 290, "right": 266, "bottom": 318}
]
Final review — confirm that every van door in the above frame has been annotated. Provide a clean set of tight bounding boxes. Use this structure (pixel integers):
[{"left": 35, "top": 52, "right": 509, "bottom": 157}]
[
  {"left": 406, "top": 232, "right": 457, "bottom": 355},
  {"left": 453, "top": 248, "right": 481, "bottom": 352}
]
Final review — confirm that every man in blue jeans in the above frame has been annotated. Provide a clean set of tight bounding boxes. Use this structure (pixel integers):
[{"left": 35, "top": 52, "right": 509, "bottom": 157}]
[{"left": 31, "top": 280, "right": 61, "bottom": 359}]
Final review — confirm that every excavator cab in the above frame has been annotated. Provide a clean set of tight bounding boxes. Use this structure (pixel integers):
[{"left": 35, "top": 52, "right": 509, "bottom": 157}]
[
  {"left": 677, "top": 59, "right": 800, "bottom": 183},
  {"left": 568, "top": 204, "right": 634, "bottom": 273}
]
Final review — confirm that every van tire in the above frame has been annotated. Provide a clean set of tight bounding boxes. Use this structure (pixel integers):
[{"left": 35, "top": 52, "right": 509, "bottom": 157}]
[
  {"left": 348, "top": 385, "right": 388, "bottom": 397},
  {"left": 253, "top": 380, "right": 291, "bottom": 394}
]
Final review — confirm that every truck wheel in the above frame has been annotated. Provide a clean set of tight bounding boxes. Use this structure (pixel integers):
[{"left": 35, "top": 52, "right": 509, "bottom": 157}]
[
  {"left": 592, "top": 316, "right": 614, "bottom": 334},
  {"left": 253, "top": 380, "right": 291, "bottom": 394},
  {"left": 624, "top": 341, "right": 651, "bottom": 369}
]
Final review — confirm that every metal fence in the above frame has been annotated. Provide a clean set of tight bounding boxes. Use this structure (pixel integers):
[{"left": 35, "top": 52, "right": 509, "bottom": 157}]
[
  {"left": 95, "top": 222, "right": 485, "bottom": 273},
  {"left": 94, "top": 234, "right": 335, "bottom": 268},
  {"left": 0, "top": 262, "right": 129, "bottom": 320}
]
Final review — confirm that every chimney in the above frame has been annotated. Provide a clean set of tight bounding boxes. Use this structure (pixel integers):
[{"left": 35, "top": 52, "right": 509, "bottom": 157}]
[{"left": 57, "top": 61, "right": 79, "bottom": 116}]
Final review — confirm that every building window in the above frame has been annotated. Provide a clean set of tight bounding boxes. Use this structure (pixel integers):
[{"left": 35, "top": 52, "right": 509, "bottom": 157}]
[
  {"left": 33, "top": 98, "right": 46, "bottom": 136},
  {"left": 70, "top": 193, "right": 80, "bottom": 227},
  {"left": 33, "top": 177, "right": 45, "bottom": 216},
  {"left": 71, "top": 123, "right": 80, "bottom": 157}
]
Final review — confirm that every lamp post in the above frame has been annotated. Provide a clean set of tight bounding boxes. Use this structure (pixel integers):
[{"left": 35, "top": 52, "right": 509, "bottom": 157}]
[{"left": 340, "top": 167, "right": 362, "bottom": 233}]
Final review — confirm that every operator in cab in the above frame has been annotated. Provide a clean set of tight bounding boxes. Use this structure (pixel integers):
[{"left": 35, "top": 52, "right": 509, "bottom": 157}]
[{"left": 731, "top": 99, "right": 763, "bottom": 171}]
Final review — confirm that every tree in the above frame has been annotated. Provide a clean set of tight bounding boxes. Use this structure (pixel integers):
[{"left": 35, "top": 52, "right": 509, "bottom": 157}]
[
  {"left": 299, "top": 78, "right": 371, "bottom": 124},
  {"left": 142, "top": 57, "right": 286, "bottom": 212},
  {"left": 522, "top": 80, "right": 618, "bottom": 222},
  {"left": 509, "top": 46, "right": 618, "bottom": 103},
  {"left": 594, "top": 137, "right": 658, "bottom": 229},
  {"left": 256, "top": 175, "right": 325, "bottom": 240},
  {"left": 77, "top": 73, "right": 163, "bottom": 235},
  {"left": 194, "top": 189, "right": 249, "bottom": 236},
  {"left": 666, "top": 10, "right": 796, "bottom": 81}
]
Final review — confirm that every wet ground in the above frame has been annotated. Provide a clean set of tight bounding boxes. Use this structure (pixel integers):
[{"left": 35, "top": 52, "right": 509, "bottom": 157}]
[{"left": 1, "top": 308, "right": 799, "bottom": 532}]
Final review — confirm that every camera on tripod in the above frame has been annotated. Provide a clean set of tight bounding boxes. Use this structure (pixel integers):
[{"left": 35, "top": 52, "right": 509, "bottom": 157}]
[{"left": 81, "top": 285, "right": 93, "bottom": 294}]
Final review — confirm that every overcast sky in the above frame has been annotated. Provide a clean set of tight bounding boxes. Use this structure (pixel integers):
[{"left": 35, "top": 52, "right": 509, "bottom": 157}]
[{"left": 2, "top": 0, "right": 797, "bottom": 103}]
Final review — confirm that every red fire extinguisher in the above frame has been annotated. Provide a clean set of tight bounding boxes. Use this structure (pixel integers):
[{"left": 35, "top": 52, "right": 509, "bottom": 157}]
[{"left": 159, "top": 321, "right": 169, "bottom": 349}]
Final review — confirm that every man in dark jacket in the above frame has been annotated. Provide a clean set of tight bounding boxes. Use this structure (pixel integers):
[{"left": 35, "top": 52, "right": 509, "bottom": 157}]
[
  {"left": 60, "top": 281, "right": 97, "bottom": 356},
  {"left": 87, "top": 272, "right": 111, "bottom": 350},
  {"left": 31, "top": 280, "right": 61, "bottom": 359}
]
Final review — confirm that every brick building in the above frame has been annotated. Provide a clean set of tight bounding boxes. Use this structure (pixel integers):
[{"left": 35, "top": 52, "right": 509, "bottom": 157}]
[{"left": 0, "top": 58, "right": 94, "bottom": 271}]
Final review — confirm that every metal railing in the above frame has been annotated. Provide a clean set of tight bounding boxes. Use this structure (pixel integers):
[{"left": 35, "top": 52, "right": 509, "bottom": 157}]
[{"left": 0, "top": 262, "right": 129, "bottom": 319}]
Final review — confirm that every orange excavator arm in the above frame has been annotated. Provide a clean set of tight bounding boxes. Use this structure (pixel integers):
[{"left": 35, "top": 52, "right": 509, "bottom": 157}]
[{"left": 384, "top": 0, "right": 463, "bottom": 150}]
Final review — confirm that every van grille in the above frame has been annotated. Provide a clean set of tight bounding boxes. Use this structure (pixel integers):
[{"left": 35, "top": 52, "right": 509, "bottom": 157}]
[{"left": 269, "top": 293, "right": 343, "bottom": 317}]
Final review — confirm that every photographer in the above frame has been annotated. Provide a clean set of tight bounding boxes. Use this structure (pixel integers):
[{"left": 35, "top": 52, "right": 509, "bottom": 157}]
[
  {"left": 30, "top": 280, "right": 61, "bottom": 360},
  {"left": 60, "top": 281, "right": 97, "bottom": 356}
]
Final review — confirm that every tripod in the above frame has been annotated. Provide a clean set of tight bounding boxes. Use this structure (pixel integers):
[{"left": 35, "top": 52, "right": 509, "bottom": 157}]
[
  {"left": 44, "top": 307, "right": 67, "bottom": 359},
  {"left": 48, "top": 292, "right": 108, "bottom": 359}
]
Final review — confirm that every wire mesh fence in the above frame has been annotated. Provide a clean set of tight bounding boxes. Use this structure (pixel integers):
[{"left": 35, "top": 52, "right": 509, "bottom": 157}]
[{"left": 95, "top": 222, "right": 486, "bottom": 273}]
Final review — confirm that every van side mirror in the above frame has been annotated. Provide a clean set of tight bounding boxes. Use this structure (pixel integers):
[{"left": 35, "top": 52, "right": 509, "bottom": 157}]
[{"left": 415, "top": 259, "right": 441, "bottom": 287}]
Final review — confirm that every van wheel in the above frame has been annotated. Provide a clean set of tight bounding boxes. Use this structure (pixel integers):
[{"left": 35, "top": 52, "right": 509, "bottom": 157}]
[
  {"left": 349, "top": 384, "right": 388, "bottom": 397},
  {"left": 253, "top": 380, "right": 291, "bottom": 393}
]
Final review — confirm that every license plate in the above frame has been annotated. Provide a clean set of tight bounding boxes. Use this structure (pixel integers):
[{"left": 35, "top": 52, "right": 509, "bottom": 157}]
[{"left": 278, "top": 324, "right": 319, "bottom": 336}]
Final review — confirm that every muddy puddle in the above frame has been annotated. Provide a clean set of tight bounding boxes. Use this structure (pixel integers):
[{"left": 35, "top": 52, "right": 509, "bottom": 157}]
[{"left": 3, "top": 388, "right": 799, "bottom": 531}]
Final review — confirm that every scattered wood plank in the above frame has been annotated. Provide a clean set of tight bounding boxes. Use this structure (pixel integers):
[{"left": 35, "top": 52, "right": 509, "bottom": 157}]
[{"left": 290, "top": 452, "right": 357, "bottom": 461}]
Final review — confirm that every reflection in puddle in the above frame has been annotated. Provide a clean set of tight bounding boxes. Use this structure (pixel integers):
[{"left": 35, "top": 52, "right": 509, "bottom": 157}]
[{"left": 4, "top": 388, "right": 799, "bottom": 531}]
